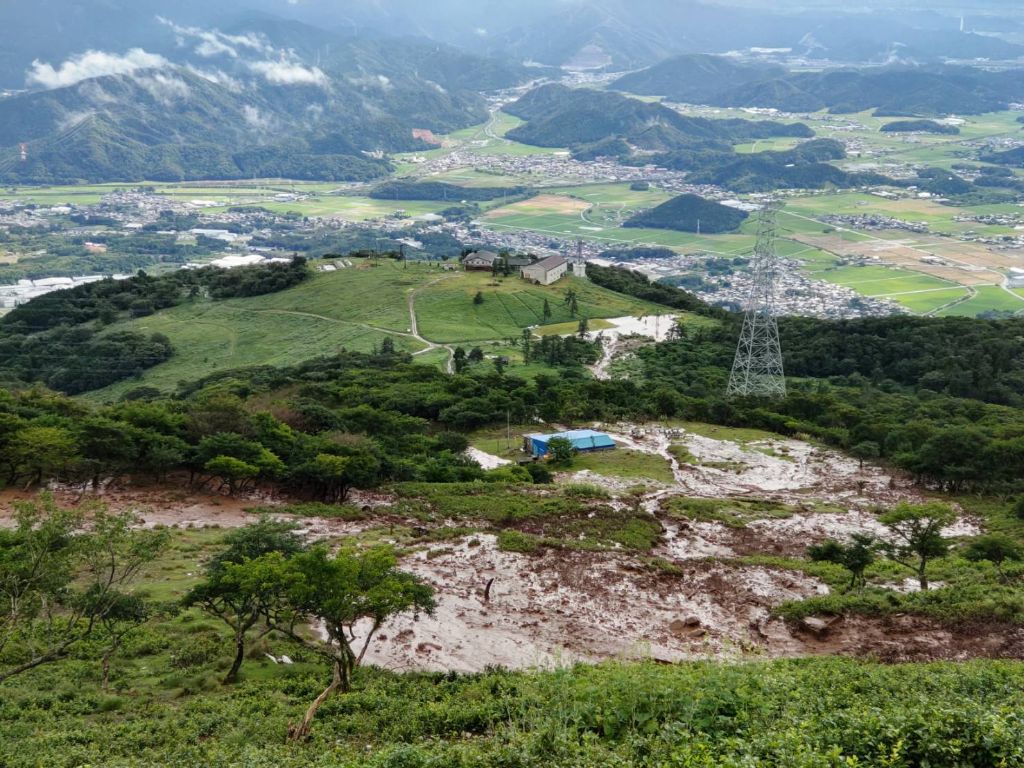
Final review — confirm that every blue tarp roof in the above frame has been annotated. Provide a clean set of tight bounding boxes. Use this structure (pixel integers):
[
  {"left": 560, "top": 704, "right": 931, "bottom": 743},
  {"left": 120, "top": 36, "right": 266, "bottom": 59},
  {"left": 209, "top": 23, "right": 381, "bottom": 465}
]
[{"left": 526, "top": 429, "right": 616, "bottom": 455}]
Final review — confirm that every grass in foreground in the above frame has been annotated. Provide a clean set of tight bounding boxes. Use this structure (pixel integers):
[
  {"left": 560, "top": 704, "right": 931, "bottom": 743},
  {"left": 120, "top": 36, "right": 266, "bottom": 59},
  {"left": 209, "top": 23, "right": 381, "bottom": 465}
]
[{"left": 3, "top": 655, "right": 1024, "bottom": 767}]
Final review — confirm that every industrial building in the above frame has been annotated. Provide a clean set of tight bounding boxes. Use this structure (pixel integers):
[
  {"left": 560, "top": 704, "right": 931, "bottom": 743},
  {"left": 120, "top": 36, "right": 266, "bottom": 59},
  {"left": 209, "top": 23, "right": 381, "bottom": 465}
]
[
  {"left": 523, "top": 429, "right": 616, "bottom": 458},
  {"left": 521, "top": 254, "right": 568, "bottom": 285}
]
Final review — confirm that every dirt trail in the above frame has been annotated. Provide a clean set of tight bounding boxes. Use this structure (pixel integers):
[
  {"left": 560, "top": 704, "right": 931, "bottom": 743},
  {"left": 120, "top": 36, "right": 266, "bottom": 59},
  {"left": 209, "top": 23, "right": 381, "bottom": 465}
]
[{"left": 407, "top": 276, "right": 455, "bottom": 373}]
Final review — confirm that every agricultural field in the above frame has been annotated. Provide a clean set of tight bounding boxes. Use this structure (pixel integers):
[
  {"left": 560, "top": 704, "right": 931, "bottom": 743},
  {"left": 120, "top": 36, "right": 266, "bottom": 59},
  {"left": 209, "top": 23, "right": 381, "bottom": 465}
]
[
  {"left": 937, "top": 285, "right": 1024, "bottom": 317},
  {"left": 482, "top": 190, "right": 758, "bottom": 253}
]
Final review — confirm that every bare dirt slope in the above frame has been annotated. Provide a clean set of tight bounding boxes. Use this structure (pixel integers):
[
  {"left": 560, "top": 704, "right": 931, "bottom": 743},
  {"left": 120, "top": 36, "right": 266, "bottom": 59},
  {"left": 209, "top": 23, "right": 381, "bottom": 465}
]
[{"left": 0, "top": 425, "right": 998, "bottom": 671}]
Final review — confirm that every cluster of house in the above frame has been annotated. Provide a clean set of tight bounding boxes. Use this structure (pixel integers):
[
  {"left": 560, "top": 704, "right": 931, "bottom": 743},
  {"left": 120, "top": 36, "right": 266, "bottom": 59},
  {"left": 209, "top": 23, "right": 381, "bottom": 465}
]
[{"left": 459, "top": 250, "right": 586, "bottom": 286}]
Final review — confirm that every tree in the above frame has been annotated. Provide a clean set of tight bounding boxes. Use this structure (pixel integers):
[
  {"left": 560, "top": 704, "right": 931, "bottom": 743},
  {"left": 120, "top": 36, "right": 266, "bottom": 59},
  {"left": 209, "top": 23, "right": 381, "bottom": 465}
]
[
  {"left": 808, "top": 533, "right": 876, "bottom": 591},
  {"left": 542, "top": 298, "right": 552, "bottom": 322},
  {"left": 577, "top": 318, "right": 590, "bottom": 339},
  {"left": 452, "top": 347, "right": 467, "bottom": 373},
  {"left": 546, "top": 436, "right": 576, "bottom": 467},
  {"left": 5, "top": 425, "right": 77, "bottom": 487},
  {"left": 0, "top": 495, "right": 166, "bottom": 683},
  {"left": 521, "top": 329, "right": 532, "bottom": 363},
  {"left": 380, "top": 336, "right": 396, "bottom": 355},
  {"left": 493, "top": 357, "right": 507, "bottom": 376},
  {"left": 473, "top": 290, "right": 484, "bottom": 305},
  {"left": 878, "top": 502, "right": 955, "bottom": 591},
  {"left": 468, "top": 347, "right": 485, "bottom": 364},
  {"left": 850, "top": 441, "right": 880, "bottom": 469},
  {"left": 184, "top": 519, "right": 305, "bottom": 684},
  {"left": 75, "top": 417, "right": 140, "bottom": 489},
  {"left": 238, "top": 546, "right": 435, "bottom": 740},
  {"left": 963, "top": 533, "right": 1022, "bottom": 581},
  {"left": 205, "top": 455, "right": 260, "bottom": 496},
  {"left": 564, "top": 288, "right": 579, "bottom": 317},
  {"left": 94, "top": 592, "right": 152, "bottom": 691},
  {"left": 292, "top": 450, "right": 380, "bottom": 503},
  {"left": 1014, "top": 497, "right": 1024, "bottom": 521}
]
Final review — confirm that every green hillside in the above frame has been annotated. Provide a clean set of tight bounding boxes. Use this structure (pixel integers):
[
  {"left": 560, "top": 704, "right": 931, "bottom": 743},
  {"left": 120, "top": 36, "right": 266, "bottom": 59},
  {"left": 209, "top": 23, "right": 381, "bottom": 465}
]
[
  {"left": 86, "top": 261, "right": 667, "bottom": 400},
  {"left": 623, "top": 194, "right": 748, "bottom": 233}
]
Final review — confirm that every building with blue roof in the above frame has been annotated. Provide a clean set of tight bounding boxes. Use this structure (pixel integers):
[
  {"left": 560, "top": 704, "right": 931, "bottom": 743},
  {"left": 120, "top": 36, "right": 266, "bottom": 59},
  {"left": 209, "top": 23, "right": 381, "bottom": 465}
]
[{"left": 523, "top": 429, "right": 617, "bottom": 458}]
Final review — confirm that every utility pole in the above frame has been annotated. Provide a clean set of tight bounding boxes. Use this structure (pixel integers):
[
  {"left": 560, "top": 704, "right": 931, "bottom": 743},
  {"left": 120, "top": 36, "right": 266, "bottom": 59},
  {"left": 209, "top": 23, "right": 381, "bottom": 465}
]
[{"left": 727, "top": 201, "right": 786, "bottom": 399}]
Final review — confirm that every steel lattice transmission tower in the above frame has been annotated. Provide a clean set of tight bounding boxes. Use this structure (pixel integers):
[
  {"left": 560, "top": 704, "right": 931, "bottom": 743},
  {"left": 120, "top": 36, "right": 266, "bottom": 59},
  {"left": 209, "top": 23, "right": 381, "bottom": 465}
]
[{"left": 727, "top": 201, "right": 786, "bottom": 399}]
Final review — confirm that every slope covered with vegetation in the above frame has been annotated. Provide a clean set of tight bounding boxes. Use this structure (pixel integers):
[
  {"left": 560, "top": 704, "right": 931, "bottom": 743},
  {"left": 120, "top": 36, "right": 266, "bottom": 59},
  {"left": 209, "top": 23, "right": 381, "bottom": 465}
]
[
  {"left": 504, "top": 84, "right": 812, "bottom": 153},
  {"left": 0, "top": 36, "right": 536, "bottom": 183},
  {"left": 614, "top": 57, "right": 1024, "bottom": 115},
  {"left": 622, "top": 194, "right": 748, "bottom": 233}
]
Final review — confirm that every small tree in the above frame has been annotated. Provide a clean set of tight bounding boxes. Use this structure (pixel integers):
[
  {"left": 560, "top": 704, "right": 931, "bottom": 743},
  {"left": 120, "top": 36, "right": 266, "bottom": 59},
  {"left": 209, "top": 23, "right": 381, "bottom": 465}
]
[
  {"left": 185, "top": 518, "right": 306, "bottom": 684},
  {"left": 850, "top": 441, "right": 881, "bottom": 469},
  {"left": 241, "top": 546, "right": 435, "bottom": 740},
  {"left": 452, "top": 346, "right": 467, "bottom": 373},
  {"left": 473, "top": 290, "right": 484, "bottom": 305},
  {"left": 521, "top": 329, "right": 532, "bottom": 363},
  {"left": 205, "top": 455, "right": 259, "bottom": 496},
  {"left": 94, "top": 592, "right": 152, "bottom": 691},
  {"left": 542, "top": 298, "right": 552, "bottom": 322},
  {"left": 1014, "top": 497, "right": 1024, "bottom": 521},
  {"left": 963, "top": 533, "right": 1022, "bottom": 582},
  {"left": 546, "top": 437, "right": 576, "bottom": 467},
  {"left": 564, "top": 288, "right": 579, "bottom": 317},
  {"left": 878, "top": 502, "right": 955, "bottom": 591},
  {"left": 380, "top": 336, "right": 396, "bottom": 355},
  {"left": 468, "top": 347, "right": 484, "bottom": 364},
  {"left": 808, "top": 533, "right": 876, "bottom": 591},
  {"left": 0, "top": 495, "right": 166, "bottom": 683},
  {"left": 577, "top": 318, "right": 589, "bottom": 338}
]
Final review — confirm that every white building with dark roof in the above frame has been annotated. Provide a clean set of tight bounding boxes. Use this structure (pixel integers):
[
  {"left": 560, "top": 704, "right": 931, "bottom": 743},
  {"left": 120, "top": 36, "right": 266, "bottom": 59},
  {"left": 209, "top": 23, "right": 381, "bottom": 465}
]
[{"left": 521, "top": 255, "right": 567, "bottom": 285}]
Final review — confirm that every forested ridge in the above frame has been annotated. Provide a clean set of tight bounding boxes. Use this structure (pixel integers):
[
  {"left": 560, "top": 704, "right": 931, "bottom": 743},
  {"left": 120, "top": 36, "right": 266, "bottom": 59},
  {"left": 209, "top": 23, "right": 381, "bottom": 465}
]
[{"left": 0, "top": 258, "right": 309, "bottom": 394}]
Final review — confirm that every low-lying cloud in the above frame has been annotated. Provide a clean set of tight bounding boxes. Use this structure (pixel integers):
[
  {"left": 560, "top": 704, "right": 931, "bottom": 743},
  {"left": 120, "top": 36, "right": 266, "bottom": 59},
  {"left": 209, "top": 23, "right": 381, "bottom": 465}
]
[
  {"left": 27, "top": 49, "right": 169, "bottom": 89},
  {"left": 157, "top": 17, "right": 273, "bottom": 59},
  {"left": 248, "top": 60, "right": 329, "bottom": 87}
]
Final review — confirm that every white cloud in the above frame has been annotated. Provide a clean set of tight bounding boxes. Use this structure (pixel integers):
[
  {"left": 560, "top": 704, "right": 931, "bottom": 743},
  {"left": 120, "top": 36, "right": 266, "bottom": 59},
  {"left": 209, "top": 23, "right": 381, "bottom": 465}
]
[
  {"left": 137, "top": 74, "right": 191, "bottom": 105},
  {"left": 157, "top": 17, "right": 273, "bottom": 59},
  {"left": 243, "top": 105, "right": 275, "bottom": 132},
  {"left": 249, "top": 60, "right": 329, "bottom": 87},
  {"left": 26, "top": 48, "right": 168, "bottom": 89},
  {"left": 186, "top": 66, "right": 244, "bottom": 91}
]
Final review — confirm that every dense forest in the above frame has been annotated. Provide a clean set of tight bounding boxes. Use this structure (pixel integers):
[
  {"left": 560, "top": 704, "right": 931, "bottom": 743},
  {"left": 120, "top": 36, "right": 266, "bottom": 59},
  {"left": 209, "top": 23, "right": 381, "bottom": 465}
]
[
  {"left": 880, "top": 119, "right": 960, "bottom": 134},
  {"left": 623, "top": 194, "right": 749, "bottom": 233},
  {"left": 369, "top": 181, "right": 529, "bottom": 202}
]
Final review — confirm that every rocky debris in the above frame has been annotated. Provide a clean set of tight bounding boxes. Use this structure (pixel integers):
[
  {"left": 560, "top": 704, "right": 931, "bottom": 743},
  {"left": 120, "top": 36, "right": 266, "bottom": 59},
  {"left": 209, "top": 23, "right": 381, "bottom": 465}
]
[{"left": 799, "top": 615, "right": 843, "bottom": 638}]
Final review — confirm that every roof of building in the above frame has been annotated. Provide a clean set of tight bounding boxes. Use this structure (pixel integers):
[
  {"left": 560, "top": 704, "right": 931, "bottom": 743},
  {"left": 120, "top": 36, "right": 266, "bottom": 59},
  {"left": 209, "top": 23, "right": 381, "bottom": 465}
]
[
  {"left": 524, "top": 255, "right": 567, "bottom": 273},
  {"left": 464, "top": 250, "right": 499, "bottom": 263},
  {"left": 526, "top": 429, "right": 615, "bottom": 447}
]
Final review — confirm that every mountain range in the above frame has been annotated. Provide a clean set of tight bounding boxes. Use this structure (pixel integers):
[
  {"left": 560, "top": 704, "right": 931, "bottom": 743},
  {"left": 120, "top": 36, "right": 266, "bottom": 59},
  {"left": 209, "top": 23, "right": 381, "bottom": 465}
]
[
  {"left": 613, "top": 55, "right": 1024, "bottom": 115},
  {"left": 0, "top": 24, "right": 538, "bottom": 183}
]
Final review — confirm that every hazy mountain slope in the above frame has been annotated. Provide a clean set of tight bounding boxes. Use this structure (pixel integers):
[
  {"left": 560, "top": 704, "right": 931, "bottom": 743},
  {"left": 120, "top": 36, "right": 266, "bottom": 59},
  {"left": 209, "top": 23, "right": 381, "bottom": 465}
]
[
  {"left": 0, "top": 22, "right": 541, "bottom": 183},
  {"left": 614, "top": 57, "right": 1024, "bottom": 115},
  {"left": 504, "top": 84, "right": 812, "bottom": 152}
]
